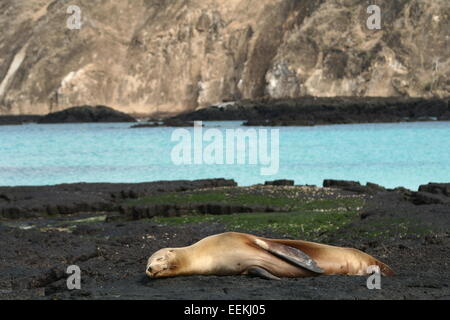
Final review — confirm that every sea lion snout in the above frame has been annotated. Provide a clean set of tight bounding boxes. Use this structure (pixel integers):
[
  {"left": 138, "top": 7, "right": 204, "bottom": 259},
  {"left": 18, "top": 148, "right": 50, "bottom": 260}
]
[
  {"left": 146, "top": 261, "right": 162, "bottom": 277},
  {"left": 146, "top": 260, "right": 164, "bottom": 277},
  {"left": 146, "top": 248, "right": 177, "bottom": 278}
]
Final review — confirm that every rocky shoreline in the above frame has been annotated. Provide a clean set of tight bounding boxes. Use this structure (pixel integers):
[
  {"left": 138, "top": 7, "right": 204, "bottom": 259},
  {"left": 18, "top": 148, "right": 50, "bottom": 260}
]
[
  {"left": 0, "top": 106, "right": 136, "bottom": 125},
  {"left": 171, "top": 97, "right": 450, "bottom": 126},
  {"left": 130, "top": 119, "right": 198, "bottom": 129},
  {"left": 2, "top": 97, "right": 449, "bottom": 127},
  {"left": 0, "top": 179, "right": 236, "bottom": 219},
  {"left": 0, "top": 115, "right": 42, "bottom": 126},
  {"left": 0, "top": 178, "right": 449, "bottom": 300},
  {"left": 1, "top": 179, "right": 448, "bottom": 220}
]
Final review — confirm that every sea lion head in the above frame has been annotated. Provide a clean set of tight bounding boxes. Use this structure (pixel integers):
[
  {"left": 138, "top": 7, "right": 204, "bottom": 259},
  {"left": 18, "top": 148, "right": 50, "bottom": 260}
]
[{"left": 146, "top": 248, "right": 179, "bottom": 278}]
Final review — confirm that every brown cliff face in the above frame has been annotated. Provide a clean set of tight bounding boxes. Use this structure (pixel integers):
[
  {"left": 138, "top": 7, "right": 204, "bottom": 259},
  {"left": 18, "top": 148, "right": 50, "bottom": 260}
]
[{"left": 0, "top": 0, "right": 449, "bottom": 116}]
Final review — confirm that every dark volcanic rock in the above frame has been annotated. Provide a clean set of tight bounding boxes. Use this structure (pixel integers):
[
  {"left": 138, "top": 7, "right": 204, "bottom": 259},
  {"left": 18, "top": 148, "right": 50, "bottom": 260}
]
[
  {"left": 163, "top": 119, "right": 197, "bottom": 127},
  {"left": 1, "top": 187, "right": 449, "bottom": 300},
  {"left": 265, "top": 180, "right": 295, "bottom": 186},
  {"left": 131, "top": 119, "right": 197, "bottom": 128},
  {"left": 0, "top": 182, "right": 449, "bottom": 300},
  {"left": 244, "top": 119, "right": 316, "bottom": 126},
  {"left": 171, "top": 97, "right": 450, "bottom": 126},
  {"left": 38, "top": 106, "right": 137, "bottom": 124},
  {"left": 0, "top": 115, "right": 42, "bottom": 125},
  {"left": 365, "top": 183, "right": 387, "bottom": 193},
  {"left": 128, "top": 203, "right": 281, "bottom": 220},
  {"left": 323, "top": 180, "right": 387, "bottom": 194},
  {"left": 418, "top": 183, "right": 450, "bottom": 197},
  {"left": 323, "top": 180, "right": 361, "bottom": 188},
  {"left": 130, "top": 122, "right": 161, "bottom": 129},
  {"left": 0, "top": 179, "right": 237, "bottom": 219},
  {"left": 410, "top": 192, "right": 450, "bottom": 205}
]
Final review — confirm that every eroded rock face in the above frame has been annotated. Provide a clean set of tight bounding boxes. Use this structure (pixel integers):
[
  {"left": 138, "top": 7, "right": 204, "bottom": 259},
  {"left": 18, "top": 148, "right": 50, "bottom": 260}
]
[{"left": 0, "top": 0, "right": 449, "bottom": 116}]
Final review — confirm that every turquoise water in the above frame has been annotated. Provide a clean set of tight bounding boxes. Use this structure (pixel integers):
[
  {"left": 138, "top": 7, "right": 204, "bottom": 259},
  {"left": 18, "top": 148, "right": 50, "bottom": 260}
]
[{"left": 0, "top": 121, "right": 449, "bottom": 189}]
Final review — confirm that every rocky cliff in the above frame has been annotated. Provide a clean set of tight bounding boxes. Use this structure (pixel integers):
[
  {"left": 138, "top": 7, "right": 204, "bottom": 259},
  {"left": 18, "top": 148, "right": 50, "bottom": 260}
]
[{"left": 1, "top": 0, "right": 449, "bottom": 116}]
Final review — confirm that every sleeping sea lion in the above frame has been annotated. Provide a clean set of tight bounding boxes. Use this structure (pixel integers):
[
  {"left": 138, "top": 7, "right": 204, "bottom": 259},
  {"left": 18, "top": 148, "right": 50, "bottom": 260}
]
[{"left": 146, "top": 232, "right": 394, "bottom": 280}]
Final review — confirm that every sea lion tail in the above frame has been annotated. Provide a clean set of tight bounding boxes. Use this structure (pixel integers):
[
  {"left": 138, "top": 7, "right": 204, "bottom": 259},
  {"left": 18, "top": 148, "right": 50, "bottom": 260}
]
[
  {"left": 374, "top": 259, "right": 395, "bottom": 277},
  {"left": 346, "top": 247, "right": 395, "bottom": 276},
  {"left": 268, "top": 239, "right": 395, "bottom": 276}
]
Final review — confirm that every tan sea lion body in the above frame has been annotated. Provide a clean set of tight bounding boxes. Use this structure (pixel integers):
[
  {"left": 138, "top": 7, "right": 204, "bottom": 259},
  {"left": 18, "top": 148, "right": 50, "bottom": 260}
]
[{"left": 146, "top": 232, "right": 394, "bottom": 280}]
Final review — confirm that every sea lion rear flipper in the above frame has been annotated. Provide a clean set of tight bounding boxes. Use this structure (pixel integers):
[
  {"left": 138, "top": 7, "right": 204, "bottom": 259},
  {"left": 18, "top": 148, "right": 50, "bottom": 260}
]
[
  {"left": 254, "top": 239, "right": 324, "bottom": 274},
  {"left": 247, "top": 266, "right": 281, "bottom": 281}
]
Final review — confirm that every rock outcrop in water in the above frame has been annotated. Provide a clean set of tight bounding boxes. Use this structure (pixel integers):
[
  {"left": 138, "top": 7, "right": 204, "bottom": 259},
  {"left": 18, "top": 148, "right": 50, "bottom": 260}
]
[
  {"left": 38, "top": 105, "right": 136, "bottom": 123},
  {"left": 0, "top": 0, "right": 449, "bottom": 116},
  {"left": 0, "top": 115, "right": 42, "bottom": 126},
  {"left": 171, "top": 97, "right": 450, "bottom": 125},
  {"left": 130, "top": 119, "right": 197, "bottom": 128}
]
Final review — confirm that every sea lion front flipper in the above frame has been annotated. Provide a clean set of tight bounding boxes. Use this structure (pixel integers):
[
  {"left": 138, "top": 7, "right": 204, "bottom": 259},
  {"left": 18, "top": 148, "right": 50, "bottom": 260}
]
[
  {"left": 254, "top": 239, "right": 324, "bottom": 274},
  {"left": 247, "top": 266, "right": 281, "bottom": 281}
]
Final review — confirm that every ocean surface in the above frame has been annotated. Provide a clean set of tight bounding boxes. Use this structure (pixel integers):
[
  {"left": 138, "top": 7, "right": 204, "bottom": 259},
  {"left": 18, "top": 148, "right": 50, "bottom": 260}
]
[{"left": 0, "top": 121, "right": 449, "bottom": 190}]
